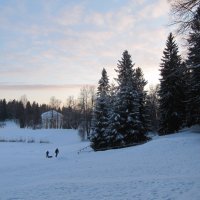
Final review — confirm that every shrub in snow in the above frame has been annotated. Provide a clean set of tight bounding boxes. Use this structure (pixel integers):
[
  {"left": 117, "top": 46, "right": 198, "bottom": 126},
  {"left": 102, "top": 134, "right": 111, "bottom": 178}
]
[
  {"left": 39, "top": 139, "right": 49, "bottom": 144},
  {"left": 0, "top": 137, "right": 6, "bottom": 142},
  {"left": 0, "top": 122, "right": 5, "bottom": 128},
  {"left": 27, "top": 138, "right": 35, "bottom": 143}
]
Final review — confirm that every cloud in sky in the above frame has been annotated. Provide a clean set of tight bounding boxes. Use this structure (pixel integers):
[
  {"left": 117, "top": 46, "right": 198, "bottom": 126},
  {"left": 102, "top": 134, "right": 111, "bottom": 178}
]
[
  {"left": 0, "top": 0, "right": 173, "bottom": 103},
  {"left": 0, "top": 83, "right": 92, "bottom": 104},
  {"left": 0, "top": 84, "right": 91, "bottom": 90}
]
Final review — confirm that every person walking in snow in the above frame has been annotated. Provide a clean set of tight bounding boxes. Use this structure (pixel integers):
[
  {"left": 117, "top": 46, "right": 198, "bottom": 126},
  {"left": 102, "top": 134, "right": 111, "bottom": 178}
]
[
  {"left": 55, "top": 148, "right": 59, "bottom": 157},
  {"left": 46, "top": 150, "right": 49, "bottom": 158}
]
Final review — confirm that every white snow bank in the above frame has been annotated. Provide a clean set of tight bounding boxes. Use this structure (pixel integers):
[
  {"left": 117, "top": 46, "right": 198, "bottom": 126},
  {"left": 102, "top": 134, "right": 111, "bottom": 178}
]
[{"left": 190, "top": 125, "right": 200, "bottom": 133}]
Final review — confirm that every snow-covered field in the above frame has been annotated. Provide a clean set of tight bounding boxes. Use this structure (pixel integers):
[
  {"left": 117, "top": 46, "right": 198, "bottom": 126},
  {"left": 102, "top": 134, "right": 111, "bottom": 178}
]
[{"left": 0, "top": 122, "right": 200, "bottom": 200}]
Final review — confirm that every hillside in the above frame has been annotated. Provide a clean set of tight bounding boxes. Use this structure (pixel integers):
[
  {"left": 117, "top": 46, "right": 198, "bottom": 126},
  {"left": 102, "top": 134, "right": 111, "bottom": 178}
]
[{"left": 0, "top": 122, "right": 200, "bottom": 200}]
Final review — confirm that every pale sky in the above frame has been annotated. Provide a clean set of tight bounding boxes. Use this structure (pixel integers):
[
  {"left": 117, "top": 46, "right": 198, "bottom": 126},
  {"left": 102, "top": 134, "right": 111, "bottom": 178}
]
[{"left": 0, "top": 0, "right": 173, "bottom": 104}]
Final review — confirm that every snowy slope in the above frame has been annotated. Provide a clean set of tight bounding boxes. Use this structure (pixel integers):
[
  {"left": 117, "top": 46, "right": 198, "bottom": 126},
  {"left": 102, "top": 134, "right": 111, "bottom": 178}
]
[{"left": 0, "top": 122, "right": 200, "bottom": 200}]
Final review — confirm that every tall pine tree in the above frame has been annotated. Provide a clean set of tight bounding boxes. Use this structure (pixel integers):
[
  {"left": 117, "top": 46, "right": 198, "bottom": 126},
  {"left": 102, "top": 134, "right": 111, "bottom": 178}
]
[
  {"left": 186, "top": 5, "right": 200, "bottom": 126},
  {"left": 145, "top": 85, "right": 160, "bottom": 131},
  {"left": 135, "top": 67, "right": 149, "bottom": 133},
  {"left": 108, "top": 50, "right": 147, "bottom": 146},
  {"left": 159, "top": 33, "right": 185, "bottom": 134},
  {"left": 90, "top": 68, "right": 110, "bottom": 150}
]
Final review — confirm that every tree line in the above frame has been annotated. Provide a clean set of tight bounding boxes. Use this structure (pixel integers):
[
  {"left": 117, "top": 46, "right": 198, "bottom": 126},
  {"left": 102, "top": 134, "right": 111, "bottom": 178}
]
[{"left": 0, "top": 87, "right": 95, "bottom": 131}]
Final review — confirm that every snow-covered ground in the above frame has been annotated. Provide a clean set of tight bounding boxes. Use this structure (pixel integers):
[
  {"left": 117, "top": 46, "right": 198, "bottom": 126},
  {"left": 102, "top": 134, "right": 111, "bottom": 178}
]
[{"left": 0, "top": 122, "right": 200, "bottom": 200}]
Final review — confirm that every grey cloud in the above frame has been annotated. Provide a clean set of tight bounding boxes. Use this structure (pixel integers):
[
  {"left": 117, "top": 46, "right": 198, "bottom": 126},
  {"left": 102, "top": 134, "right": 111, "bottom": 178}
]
[{"left": 0, "top": 84, "right": 95, "bottom": 91}]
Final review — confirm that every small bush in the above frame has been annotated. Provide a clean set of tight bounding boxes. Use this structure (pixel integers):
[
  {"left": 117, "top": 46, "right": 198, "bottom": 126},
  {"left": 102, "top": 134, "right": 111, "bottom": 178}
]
[
  {"left": 27, "top": 138, "right": 35, "bottom": 143},
  {"left": 0, "top": 137, "right": 6, "bottom": 142},
  {"left": 18, "top": 137, "right": 26, "bottom": 143},
  {"left": 39, "top": 139, "right": 49, "bottom": 144},
  {"left": 0, "top": 122, "right": 5, "bottom": 128},
  {"left": 8, "top": 138, "right": 17, "bottom": 142}
]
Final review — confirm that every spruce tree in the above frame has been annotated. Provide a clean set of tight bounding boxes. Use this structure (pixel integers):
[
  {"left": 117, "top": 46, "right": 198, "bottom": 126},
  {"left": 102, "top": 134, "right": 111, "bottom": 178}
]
[
  {"left": 145, "top": 85, "right": 160, "bottom": 131},
  {"left": 0, "top": 99, "right": 7, "bottom": 121},
  {"left": 25, "top": 101, "right": 33, "bottom": 127},
  {"left": 179, "top": 61, "right": 188, "bottom": 126},
  {"left": 32, "top": 102, "right": 40, "bottom": 129},
  {"left": 108, "top": 50, "right": 146, "bottom": 146},
  {"left": 135, "top": 67, "right": 149, "bottom": 133},
  {"left": 16, "top": 101, "right": 25, "bottom": 128},
  {"left": 186, "top": 5, "right": 200, "bottom": 125},
  {"left": 90, "top": 68, "right": 110, "bottom": 150},
  {"left": 159, "top": 33, "right": 185, "bottom": 134}
]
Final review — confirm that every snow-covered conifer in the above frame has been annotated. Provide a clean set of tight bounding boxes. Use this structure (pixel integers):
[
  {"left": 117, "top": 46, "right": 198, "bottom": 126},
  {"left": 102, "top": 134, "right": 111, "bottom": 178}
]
[
  {"left": 108, "top": 50, "right": 147, "bottom": 146},
  {"left": 159, "top": 33, "right": 185, "bottom": 134},
  {"left": 135, "top": 67, "right": 149, "bottom": 133},
  {"left": 186, "top": 5, "right": 200, "bottom": 125},
  {"left": 90, "top": 68, "right": 110, "bottom": 150}
]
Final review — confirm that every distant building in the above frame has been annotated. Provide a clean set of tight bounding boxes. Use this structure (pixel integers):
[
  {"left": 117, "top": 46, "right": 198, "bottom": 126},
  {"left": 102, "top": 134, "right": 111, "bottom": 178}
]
[{"left": 41, "top": 110, "right": 63, "bottom": 129}]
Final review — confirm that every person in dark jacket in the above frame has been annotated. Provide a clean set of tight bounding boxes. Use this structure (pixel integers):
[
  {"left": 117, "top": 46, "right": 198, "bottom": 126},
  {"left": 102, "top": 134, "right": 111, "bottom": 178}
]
[
  {"left": 55, "top": 148, "right": 59, "bottom": 157},
  {"left": 46, "top": 150, "right": 53, "bottom": 158},
  {"left": 46, "top": 150, "right": 49, "bottom": 158}
]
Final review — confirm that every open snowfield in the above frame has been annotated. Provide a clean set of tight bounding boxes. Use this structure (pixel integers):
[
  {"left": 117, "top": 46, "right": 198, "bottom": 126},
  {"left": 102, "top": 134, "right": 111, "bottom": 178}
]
[{"left": 0, "top": 122, "right": 200, "bottom": 200}]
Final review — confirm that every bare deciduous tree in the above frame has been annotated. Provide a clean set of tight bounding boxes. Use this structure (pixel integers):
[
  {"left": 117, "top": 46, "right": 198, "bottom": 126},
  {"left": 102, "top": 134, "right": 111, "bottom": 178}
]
[
  {"left": 49, "top": 96, "right": 62, "bottom": 128},
  {"left": 49, "top": 96, "right": 61, "bottom": 110},
  {"left": 20, "top": 95, "right": 28, "bottom": 108},
  {"left": 169, "top": 0, "right": 200, "bottom": 34},
  {"left": 78, "top": 85, "right": 96, "bottom": 140},
  {"left": 62, "top": 96, "right": 79, "bottom": 129},
  {"left": 66, "top": 96, "right": 76, "bottom": 109},
  {"left": 146, "top": 85, "right": 160, "bottom": 131}
]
